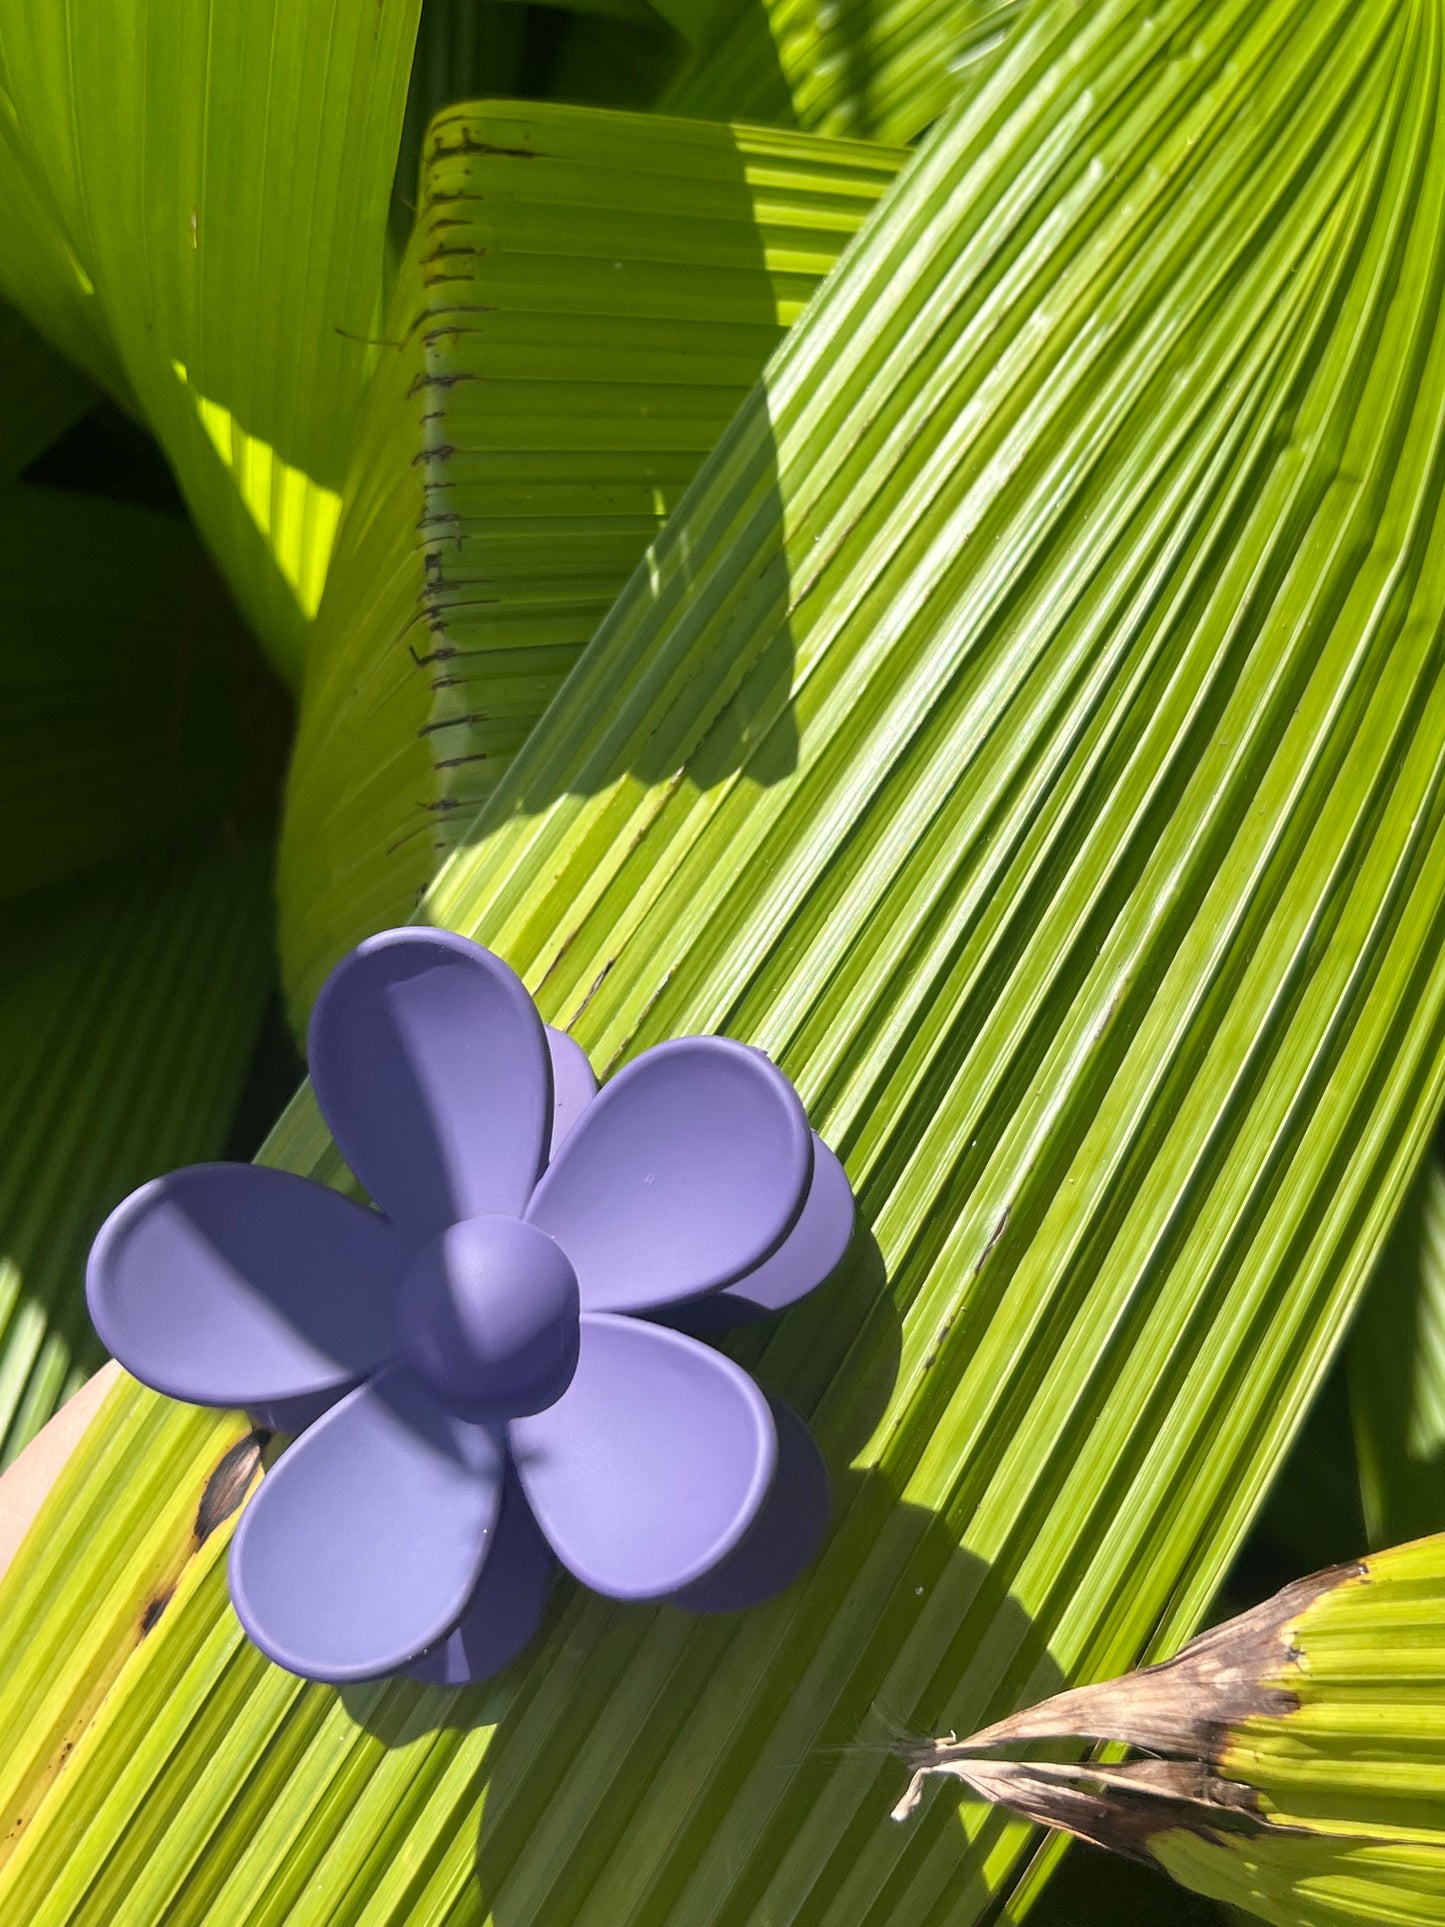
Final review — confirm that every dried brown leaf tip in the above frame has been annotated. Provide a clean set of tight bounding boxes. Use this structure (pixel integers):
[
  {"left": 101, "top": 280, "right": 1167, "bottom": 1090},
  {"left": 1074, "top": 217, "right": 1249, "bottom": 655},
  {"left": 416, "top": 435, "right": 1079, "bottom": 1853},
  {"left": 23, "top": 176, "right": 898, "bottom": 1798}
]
[{"left": 888, "top": 1554, "right": 1368, "bottom": 1858}]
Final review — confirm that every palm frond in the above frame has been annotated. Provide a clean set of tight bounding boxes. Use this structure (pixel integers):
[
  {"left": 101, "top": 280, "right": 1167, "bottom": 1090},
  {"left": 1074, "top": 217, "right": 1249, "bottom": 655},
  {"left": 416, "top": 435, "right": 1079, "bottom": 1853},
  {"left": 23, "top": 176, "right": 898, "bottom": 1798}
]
[
  {"left": 0, "top": 831, "right": 274, "bottom": 1465},
  {"left": 4, "top": 4, "right": 1445, "bottom": 1923},
  {"left": 0, "top": 0, "right": 423, "bottom": 680},
  {"left": 1350, "top": 1156, "right": 1445, "bottom": 1549},
  {"left": 1170, "top": 1538, "right": 1445, "bottom": 1925},
  {"left": 662, "top": 0, "right": 1030, "bottom": 141},
  {"left": 0, "top": 304, "right": 93, "bottom": 481},
  {"left": 891, "top": 1539, "right": 1445, "bottom": 1926},
  {"left": 279, "top": 99, "right": 904, "bottom": 1017}
]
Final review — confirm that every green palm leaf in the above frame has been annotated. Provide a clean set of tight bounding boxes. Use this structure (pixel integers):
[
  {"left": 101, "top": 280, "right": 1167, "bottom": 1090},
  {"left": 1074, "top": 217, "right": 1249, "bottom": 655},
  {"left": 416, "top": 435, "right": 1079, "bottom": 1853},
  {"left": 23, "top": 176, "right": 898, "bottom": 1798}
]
[
  {"left": 1176, "top": 1538, "right": 1445, "bottom": 1923},
  {"left": 280, "top": 99, "right": 904, "bottom": 1017},
  {"left": 0, "top": 0, "right": 423, "bottom": 681},
  {"left": 389, "top": 1, "right": 526, "bottom": 264},
  {"left": 1350, "top": 1156, "right": 1445, "bottom": 1550},
  {"left": 0, "top": 484, "right": 281, "bottom": 1458},
  {"left": 4, "top": 3, "right": 1445, "bottom": 1924},
  {"left": 0, "top": 488, "right": 268, "bottom": 903},
  {"left": 0, "top": 830, "right": 274, "bottom": 1467},
  {"left": 661, "top": 0, "right": 1029, "bottom": 141},
  {"left": 0, "top": 303, "right": 92, "bottom": 481},
  {"left": 893, "top": 1536, "right": 1445, "bottom": 1926}
]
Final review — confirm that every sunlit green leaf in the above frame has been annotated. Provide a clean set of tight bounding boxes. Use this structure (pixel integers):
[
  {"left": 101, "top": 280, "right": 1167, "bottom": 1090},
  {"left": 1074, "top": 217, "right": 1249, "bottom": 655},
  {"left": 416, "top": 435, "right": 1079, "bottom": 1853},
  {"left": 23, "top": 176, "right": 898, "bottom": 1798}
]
[
  {"left": 0, "top": 0, "right": 423, "bottom": 681},
  {"left": 661, "top": 0, "right": 1030, "bottom": 141},
  {"left": 280, "top": 99, "right": 904, "bottom": 1018},
  {"left": 4, "top": 3, "right": 1445, "bottom": 1924}
]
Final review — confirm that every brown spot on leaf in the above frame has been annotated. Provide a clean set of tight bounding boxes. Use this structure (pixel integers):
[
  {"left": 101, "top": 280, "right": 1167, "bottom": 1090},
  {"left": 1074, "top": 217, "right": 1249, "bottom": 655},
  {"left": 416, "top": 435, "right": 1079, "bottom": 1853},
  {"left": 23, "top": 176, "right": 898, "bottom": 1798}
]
[
  {"left": 974, "top": 1206, "right": 1011, "bottom": 1273},
  {"left": 139, "top": 1587, "right": 175, "bottom": 1637},
  {"left": 429, "top": 136, "right": 545, "bottom": 161},
  {"left": 568, "top": 958, "right": 616, "bottom": 1027},
  {"left": 194, "top": 1431, "right": 269, "bottom": 1547}
]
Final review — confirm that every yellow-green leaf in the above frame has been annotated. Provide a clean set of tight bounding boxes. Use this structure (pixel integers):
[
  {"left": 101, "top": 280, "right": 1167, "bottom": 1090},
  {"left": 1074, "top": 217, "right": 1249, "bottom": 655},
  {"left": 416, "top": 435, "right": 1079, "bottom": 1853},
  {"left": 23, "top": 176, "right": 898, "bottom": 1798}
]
[
  {"left": 0, "top": 0, "right": 423, "bottom": 681},
  {"left": 0, "top": 829, "right": 275, "bottom": 1465},
  {"left": 1170, "top": 1539, "right": 1445, "bottom": 1925},
  {"left": 279, "top": 99, "right": 904, "bottom": 1019},
  {"left": 661, "top": 0, "right": 1030, "bottom": 141},
  {"left": 892, "top": 1539, "right": 1445, "bottom": 1926},
  {"left": 6, "top": 3, "right": 1445, "bottom": 1924}
]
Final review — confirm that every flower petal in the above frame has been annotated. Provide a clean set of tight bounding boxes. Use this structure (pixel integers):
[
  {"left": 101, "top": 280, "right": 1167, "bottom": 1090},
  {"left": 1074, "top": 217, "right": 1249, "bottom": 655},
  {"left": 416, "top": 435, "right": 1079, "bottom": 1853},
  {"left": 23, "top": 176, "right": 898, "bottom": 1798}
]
[
  {"left": 309, "top": 929, "right": 552, "bottom": 1234},
  {"left": 87, "top": 1163, "right": 402, "bottom": 1407},
  {"left": 545, "top": 1025, "right": 597, "bottom": 1160},
  {"left": 509, "top": 1313, "right": 776, "bottom": 1599},
  {"left": 663, "top": 1136, "right": 855, "bottom": 1335},
  {"left": 668, "top": 1399, "right": 830, "bottom": 1611},
  {"left": 525, "top": 1037, "right": 812, "bottom": 1312},
  {"left": 408, "top": 1469, "right": 554, "bottom": 1685},
  {"left": 230, "top": 1365, "right": 504, "bottom": 1683}
]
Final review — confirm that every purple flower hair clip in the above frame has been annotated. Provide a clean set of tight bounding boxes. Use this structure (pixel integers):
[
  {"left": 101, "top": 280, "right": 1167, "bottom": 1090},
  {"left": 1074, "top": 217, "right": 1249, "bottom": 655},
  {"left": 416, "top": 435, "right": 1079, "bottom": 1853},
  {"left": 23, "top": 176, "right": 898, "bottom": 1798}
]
[{"left": 87, "top": 930, "right": 854, "bottom": 1685}]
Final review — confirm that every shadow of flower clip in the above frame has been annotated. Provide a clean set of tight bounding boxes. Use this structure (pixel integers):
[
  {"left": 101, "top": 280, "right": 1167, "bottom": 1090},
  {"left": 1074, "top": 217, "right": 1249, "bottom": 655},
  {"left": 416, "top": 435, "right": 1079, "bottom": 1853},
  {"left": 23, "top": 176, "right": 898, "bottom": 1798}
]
[{"left": 86, "top": 930, "right": 855, "bottom": 1687}]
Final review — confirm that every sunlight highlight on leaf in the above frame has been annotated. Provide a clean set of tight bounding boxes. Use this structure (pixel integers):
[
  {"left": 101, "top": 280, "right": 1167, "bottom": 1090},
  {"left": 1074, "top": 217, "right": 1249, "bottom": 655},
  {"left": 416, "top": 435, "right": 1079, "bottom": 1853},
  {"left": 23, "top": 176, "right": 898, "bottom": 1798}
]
[
  {"left": 279, "top": 100, "right": 904, "bottom": 1021},
  {"left": 0, "top": 0, "right": 423, "bottom": 682},
  {"left": 172, "top": 362, "right": 343, "bottom": 623},
  {"left": 5, "top": 6, "right": 1445, "bottom": 1927}
]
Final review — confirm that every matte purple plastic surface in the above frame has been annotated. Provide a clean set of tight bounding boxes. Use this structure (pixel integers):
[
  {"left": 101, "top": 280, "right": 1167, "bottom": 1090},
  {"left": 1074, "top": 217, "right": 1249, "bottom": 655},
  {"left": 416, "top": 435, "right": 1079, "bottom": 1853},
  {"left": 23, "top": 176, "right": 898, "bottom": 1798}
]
[
  {"left": 87, "top": 927, "right": 856, "bottom": 1688},
  {"left": 408, "top": 1469, "right": 554, "bottom": 1685},
  {"left": 86, "top": 1164, "right": 400, "bottom": 1406},
  {"left": 398, "top": 1216, "right": 580, "bottom": 1420},
  {"left": 230, "top": 1365, "right": 504, "bottom": 1683},
  {"left": 669, "top": 1400, "right": 831, "bottom": 1612},
  {"left": 526, "top": 1036, "right": 813, "bottom": 1312},
  {"left": 545, "top": 1025, "right": 597, "bottom": 1157},
  {"left": 510, "top": 1313, "right": 776, "bottom": 1599},
  {"left": 663, "top": 1136, "right": 855, "bottom": 1335}
]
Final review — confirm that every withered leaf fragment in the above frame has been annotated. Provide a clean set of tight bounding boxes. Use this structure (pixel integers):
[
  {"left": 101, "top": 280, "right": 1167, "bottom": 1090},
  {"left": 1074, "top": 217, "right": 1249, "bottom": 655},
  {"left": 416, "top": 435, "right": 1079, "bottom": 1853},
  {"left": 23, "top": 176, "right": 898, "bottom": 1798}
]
[{"left": 890, "top": 1538, "right": 1445, "bottom": 1927}]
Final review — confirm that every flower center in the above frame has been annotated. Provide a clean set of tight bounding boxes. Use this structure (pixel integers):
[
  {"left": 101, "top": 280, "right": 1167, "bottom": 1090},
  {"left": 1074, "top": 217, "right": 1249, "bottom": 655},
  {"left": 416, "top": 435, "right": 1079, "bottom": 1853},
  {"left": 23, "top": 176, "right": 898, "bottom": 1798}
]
[{"left": 397, "top": 1216, "right": 580, "bottom": 1421}]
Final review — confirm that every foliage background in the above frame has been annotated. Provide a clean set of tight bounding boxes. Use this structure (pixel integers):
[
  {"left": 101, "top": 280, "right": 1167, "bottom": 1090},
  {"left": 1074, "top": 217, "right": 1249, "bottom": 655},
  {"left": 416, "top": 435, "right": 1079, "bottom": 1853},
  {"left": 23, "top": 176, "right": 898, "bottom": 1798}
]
[{"left": 0, "top": 1, "right": 1442, "bottom": 1923}]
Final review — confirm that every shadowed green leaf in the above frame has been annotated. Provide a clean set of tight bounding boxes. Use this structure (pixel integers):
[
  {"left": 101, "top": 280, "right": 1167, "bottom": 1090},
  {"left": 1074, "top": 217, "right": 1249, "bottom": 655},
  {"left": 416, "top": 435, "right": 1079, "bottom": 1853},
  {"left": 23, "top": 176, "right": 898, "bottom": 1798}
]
[
  {"left": 0, "top": 830, "right": 275, "bottom": 1466},
  {"left": 1350, "top": 1154, "right": 1445, "bottom": 1549},
  {"left": 389, "top": 0, "right": 526, "bottom": 266},
  {"left": 0, "top": 487, "right": 274, "bottom": 904},
  {"left": 5, "top": 2, "right": 1445, "bottom": 1924},
  {"left": 0, "top": 305, "right": 93, "bottom": 482},
  {"left": 280, "top": 99, "right": 904, "bottom": 1019},
  {"left": 0, "top": 0, "right": 423, "bottom": 681}
]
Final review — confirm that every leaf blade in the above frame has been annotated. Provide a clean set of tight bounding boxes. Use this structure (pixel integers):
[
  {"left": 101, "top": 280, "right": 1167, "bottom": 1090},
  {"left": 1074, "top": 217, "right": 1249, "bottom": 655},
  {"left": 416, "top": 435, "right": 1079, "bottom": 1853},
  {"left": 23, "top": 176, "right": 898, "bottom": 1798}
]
[
  {"left": 0, "top": 830, "right": 276, "bottom": 1464},
  {"left": 279, "top": 99, "right": 906, "bottom": 1017},
  {"left": 0, "top": 0, "right": 423, "bottom": 680},
  {"left": 8, "top": 5, "right": 1445, "bottom": 1926}
]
